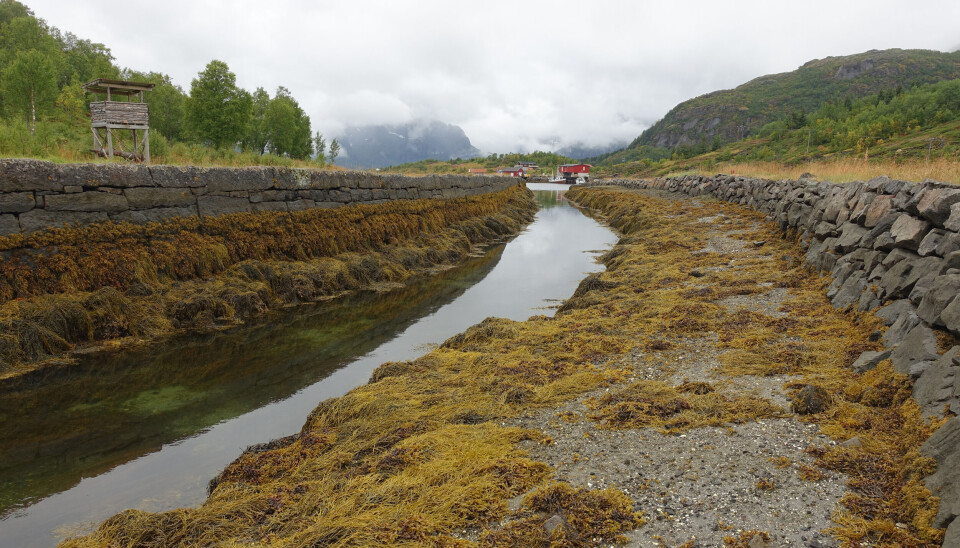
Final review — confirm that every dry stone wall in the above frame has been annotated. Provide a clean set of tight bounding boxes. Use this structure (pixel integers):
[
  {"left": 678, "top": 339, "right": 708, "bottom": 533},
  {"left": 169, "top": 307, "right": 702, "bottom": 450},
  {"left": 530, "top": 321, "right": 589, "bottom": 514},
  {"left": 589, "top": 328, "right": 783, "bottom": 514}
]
[
  {"left": 0, "top": 159, "right": 519, "bottom": 236},
  {"left": 588, "top": 174, "right": 960, "bottom": 537}
]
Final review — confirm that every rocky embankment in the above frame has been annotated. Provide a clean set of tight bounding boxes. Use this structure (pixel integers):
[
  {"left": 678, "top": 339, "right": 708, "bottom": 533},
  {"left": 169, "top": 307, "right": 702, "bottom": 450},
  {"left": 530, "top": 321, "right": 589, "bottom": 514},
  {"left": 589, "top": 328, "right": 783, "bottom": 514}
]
[
  {"left": 0, "top": 162, "right": 534, "bottom": 379},
  {"left": 65, "top": 184, "right": 948, "bottom": 547},
  {"left": 590, "top": 174, "right": 960, "bottom": 545}
]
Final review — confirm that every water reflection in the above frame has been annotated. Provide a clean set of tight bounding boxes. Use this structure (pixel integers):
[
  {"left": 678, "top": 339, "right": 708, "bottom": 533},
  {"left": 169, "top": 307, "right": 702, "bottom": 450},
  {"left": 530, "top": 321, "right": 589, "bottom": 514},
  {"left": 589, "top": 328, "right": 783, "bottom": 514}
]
[
  {"left": 0, "top": 248, "right": 504, "bottom": 515},
  {"left": 0, "top": 183, "right": 617, "bottom": 547}
]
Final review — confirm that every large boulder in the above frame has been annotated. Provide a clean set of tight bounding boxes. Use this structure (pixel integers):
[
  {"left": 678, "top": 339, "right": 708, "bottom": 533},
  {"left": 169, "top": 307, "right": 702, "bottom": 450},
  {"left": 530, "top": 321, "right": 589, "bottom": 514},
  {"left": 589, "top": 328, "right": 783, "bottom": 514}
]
[
  {"left": 883, "top": 307, "right": 921, "bottom": 348},
  {"left": 913, "top": 347, "right": 959, "bottom": 417},
  {"left": 890, "top": 214, "right": 930, "bottom": 250},
  {"left": 889, "top": 324, "right": 940, "bottom": 376},
  {"left": 863, "top": 194, "right": 894, "bottom": 228},
  {"left": 917, "top": 274, "right": 960, "bottom": 326},
  {"left": 940, "top": 295, "right": 960, "bottom": 336},
  {"left": 921, "top": 417, "right": 960, "bottom": 534},
  {"left": 916, "top": 187, "right": 960, "bottom": 227}
]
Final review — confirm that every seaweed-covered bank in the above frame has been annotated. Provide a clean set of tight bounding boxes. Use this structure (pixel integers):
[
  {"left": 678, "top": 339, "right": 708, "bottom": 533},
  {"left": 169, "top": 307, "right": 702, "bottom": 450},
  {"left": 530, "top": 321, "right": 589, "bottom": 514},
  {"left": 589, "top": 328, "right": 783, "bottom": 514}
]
[
  {"left": 64, "top": 185, "right": 947, "bottom": 547},
  {"left": 0, "top": 169, "right": 535, "bottom": 379}
]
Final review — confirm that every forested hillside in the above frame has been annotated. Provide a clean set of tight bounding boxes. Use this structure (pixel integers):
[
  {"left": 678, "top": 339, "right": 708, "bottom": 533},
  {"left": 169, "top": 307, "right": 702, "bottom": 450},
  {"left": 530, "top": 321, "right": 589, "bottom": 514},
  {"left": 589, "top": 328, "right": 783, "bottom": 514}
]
[
  {"left": 0, "top": 0, "right": 330, "bottom": 166},
  {"left": 600, "top": 49, "right": 960, "bottom": 166},
  {"left": 593, "top": 78, "right": 960, "bottom": 184}
]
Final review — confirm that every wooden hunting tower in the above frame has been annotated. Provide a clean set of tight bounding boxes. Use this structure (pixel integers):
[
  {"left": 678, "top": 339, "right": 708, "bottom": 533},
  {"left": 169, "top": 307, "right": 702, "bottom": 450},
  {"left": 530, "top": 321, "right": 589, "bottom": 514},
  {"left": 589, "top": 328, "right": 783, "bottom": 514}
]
[{"left": 83, "top": 78, "right": 155, "bottom": 163}]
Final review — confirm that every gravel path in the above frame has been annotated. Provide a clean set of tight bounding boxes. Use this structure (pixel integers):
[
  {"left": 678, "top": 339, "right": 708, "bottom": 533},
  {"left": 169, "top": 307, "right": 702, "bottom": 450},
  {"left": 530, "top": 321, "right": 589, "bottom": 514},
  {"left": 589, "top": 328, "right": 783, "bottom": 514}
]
[{"left": 507, "top": 196, "right": 849, "bottom": 547}]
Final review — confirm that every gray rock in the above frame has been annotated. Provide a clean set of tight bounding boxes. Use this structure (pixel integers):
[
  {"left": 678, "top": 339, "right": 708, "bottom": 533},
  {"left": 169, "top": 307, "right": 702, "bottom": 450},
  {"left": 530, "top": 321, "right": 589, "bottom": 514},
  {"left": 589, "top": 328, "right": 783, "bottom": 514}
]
[
  {"left": 109, "top": 206, "right": 199, "bottom": 224},
  {"left": 544, "top": 514, "right": 565, "bottom": 535},
  {"left": 856, "top": 286, "right": 881, "bottom": 312},
  {"left": 851, "top": 350, "right": 891, "bottom": 373},
  {"left": 261, "top": 189, "right": 299, "bottom": 202},
  {"left": 0, "top": 158, "right": 62, "bottom": 191},
  {"left": 821, "top": 193, "right": 848, "bottom": 223},
  {"left": 917, "top": 229, "right": 947, "bottom": 257},
  {"left": 835, "top": 223, "right": 867, "bottom": 252},
  {"left": 882, "top": 248, "right": 920, "bottom": 267},
  {"left": 862, "top": 250, "right": 885, "bottom": 272},
  {"left": 916, "top": 274, "right": 960, "bottom": 326},
  {"left": 863, "top": 194, "right": 894, "bottom": 228},
  {"left": 917, "top": 187, "right": 960, "bottom": 227},
  {"left": 251, "top": 201, "right": 289, "bottom": 212},
  {"left": 921, "top": 416, "right": 960, "bottom": 529},
  {"left": 913, "top": 347, "right": 959, "bottom": 417},
  {"left": 944, "top": 202, "right": 960, "bottom": 232},
  {"left": 840, "top": 436, "right": 863, "bottom": 448},
  {"left": 124, "top": 187, "right": 196, "bottom": 209},
  {"left": 804, "top": 240, "right": 825, "bottom": 269},
  {"left": 906, "top": 258, "right": 946, "bottom": 305},
  {"left": 870, "top": 230, "right": 896, "bottom": 251},
  {"left": 849, "top": 191, "right": 876, "bottom": 224},
  {"left": 18, "top": 209, "right": 108, "bottom": 234},
  {"left": 889, "top": 324, "right": 940, "bottom": 375},
  {"left": 878, "top": 259, "right": 915, "bottom": 299},
  {"left": 944, "top": 522, "right": 960, "bottom": 548},
  {"left": 831, "top": 272, "right": 866, "bottom": 309},
  {"left": 879, "top": 256, "right": 942, "bottom": 301},
  {"left": 0, "top": 214, "right": 19, "bottom": 235},
  {"left": 147, "top": 165, "right": 208, "bottom": 188},
  {"left": 286, "top": 199, "right": 316, "bottom": 211},
  {"left": 813, "top": 222, "right": 837, "bottom": 239},
  {"left": 791, "top": 385, "right": 831, "bottom": 414},
  {"left": 196, "top": 195, "right": 251, "bottom": 218},
  {"left": 936, "top": 232, "right": 960, "bottom": 257},
  {"left": 44, "top": 191, "right": 129, "bottom": 213},
  {"left": 909, "top": 360, "right": 933, "bottom": 379},
  {"left": 890, "top": 214, "right": 930, "bottom": 250},
  {"left": 883, "top": 308, "right": 921, "bottom": 347},
  {"left": 944, "top": 251, "right": 960, "bottom": 272},
  {"left": 0, "top": 192, "right": 35, "bottom": 213},
  {"left": 940, "top": 295, "right": 960, "bottom": 336}
]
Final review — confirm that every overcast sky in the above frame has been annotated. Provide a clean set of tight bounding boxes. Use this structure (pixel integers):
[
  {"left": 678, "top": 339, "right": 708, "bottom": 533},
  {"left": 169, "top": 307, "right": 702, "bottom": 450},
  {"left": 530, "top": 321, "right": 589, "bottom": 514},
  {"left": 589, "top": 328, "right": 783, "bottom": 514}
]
[{"left": 24, "top": 0, "right": 960, "bottom": 153}]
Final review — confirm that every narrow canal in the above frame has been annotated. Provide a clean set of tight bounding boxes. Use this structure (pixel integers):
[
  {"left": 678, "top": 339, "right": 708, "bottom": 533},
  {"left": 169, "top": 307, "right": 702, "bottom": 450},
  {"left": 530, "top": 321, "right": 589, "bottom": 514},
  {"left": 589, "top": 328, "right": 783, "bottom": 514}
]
[{"left": 0, "top": 183, "right": 617, "bottom": 547}]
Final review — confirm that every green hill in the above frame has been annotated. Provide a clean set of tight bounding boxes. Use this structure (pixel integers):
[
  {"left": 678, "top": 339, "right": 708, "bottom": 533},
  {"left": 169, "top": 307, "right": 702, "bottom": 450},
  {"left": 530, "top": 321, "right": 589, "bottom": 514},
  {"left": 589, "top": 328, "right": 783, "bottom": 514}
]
[
  {"left": 593, "top": 78, "right": 960, "bottom": 183},
  {"left": 606, "top": 49, "right": 960, "bottom": 164}
]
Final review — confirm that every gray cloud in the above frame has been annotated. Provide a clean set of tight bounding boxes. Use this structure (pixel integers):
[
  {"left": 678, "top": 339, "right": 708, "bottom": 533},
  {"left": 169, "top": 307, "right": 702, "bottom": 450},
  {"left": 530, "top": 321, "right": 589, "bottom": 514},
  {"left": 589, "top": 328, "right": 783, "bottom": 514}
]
[{"left": 26, "top": 0, "right": 960, "bottom": 153}]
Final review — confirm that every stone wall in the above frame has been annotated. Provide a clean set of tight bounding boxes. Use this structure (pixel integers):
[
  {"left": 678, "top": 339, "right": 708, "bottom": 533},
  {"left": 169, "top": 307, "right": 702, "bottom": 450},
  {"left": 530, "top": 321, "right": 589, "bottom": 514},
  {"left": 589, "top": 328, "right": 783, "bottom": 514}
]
[
  {"left": 0, "top": 159, "right": 519, "bottom": 236},
  {"left": 588, "top": 174, "right": 960, "bottom": 538}
]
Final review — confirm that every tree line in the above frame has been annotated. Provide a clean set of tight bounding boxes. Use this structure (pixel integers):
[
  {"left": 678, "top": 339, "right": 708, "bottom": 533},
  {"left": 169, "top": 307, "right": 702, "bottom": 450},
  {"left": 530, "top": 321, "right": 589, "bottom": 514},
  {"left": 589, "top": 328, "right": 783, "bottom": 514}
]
[{"left": 0, "top": 0, "right": 339, "bottom": 164}]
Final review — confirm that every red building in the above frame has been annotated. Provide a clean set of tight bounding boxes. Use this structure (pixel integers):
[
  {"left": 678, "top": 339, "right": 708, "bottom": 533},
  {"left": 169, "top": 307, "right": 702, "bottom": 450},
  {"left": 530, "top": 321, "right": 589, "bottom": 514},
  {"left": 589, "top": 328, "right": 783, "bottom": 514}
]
[
  {"left": 557, "top": 163, "right": 591, "bottom": 183},
  {"left": 498, "top": 166, "right": 526, "bottom": 178}
]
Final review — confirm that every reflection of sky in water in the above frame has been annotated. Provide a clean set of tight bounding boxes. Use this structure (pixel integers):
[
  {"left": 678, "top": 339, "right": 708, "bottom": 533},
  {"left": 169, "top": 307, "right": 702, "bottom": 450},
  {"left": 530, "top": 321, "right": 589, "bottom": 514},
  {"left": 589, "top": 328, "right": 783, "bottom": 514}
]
[{"left": 0, "top": 186, "right": 617, "bottom": 548}]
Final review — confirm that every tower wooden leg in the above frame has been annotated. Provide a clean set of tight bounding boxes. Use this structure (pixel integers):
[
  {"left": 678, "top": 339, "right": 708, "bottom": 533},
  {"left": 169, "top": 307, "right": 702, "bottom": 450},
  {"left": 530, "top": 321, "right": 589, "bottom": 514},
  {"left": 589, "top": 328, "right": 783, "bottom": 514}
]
[
  {"left": 106, "top": 127, "right": 114, "bottom": 158},
  {"left": 144, "top": 129, "right": 150, "bottom": 164}
]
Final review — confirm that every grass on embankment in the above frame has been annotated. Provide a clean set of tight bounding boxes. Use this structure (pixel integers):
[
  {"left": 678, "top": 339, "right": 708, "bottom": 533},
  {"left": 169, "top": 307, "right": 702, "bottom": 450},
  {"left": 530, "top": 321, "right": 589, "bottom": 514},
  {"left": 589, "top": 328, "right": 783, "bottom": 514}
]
[
  {"left": 64, "top": 186, "right": 944, "bottom": 547},
  {"left": 672, "top": 157, "right": 960, "bottom": 186},
  {"left": 0, "top": 186, "right": 537, "bottom": 379}
]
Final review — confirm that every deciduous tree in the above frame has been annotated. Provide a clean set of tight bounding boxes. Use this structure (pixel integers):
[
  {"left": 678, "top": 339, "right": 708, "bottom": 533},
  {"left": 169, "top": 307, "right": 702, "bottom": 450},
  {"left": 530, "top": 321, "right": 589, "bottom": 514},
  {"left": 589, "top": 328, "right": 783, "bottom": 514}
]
[
  {"left": 185, "top": 60, "right": 252, "bottom": 149},
  {"left": 244, "top": 87, "right": 270, "bottom": 154},
  {"left": 313, "top": 131, "right": 326, "bottom": 163},
  {"left": 328, "top": 138, "right": 340, "bottom": 163},
  {"left": 2, "top": 49, "right": 58, "bottom": 134}
]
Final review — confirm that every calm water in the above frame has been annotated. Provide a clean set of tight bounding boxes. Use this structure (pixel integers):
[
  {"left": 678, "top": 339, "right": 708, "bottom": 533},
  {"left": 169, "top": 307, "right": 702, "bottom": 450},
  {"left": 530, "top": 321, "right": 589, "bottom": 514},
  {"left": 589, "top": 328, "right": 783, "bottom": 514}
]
[{"left": 0, "top": 183, "right": 616, "bottom": 547}]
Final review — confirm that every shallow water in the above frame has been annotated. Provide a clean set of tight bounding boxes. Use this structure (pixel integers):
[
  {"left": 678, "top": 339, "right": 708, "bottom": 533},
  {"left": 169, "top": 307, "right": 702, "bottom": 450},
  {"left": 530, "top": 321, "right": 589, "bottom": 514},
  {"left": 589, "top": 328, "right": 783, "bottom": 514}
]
[{"left": 0, "top": 183, "right": 616, "bottom": 547}]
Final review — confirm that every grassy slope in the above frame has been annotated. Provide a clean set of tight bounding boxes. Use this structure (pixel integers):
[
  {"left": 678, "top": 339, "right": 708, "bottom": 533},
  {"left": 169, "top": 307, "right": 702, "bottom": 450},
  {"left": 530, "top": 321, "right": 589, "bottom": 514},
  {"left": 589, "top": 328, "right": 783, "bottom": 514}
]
[{"left": 595, "top": 117, "right": 960, "bottom": 184}]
